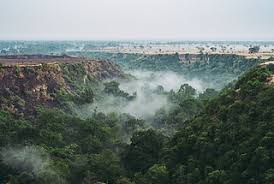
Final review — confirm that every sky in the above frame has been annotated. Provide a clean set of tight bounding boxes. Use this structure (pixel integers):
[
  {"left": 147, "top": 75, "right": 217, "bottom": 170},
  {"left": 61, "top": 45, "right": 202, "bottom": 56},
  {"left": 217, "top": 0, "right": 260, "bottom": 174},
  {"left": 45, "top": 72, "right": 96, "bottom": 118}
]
[{"left": 0, "top": 0, "right": 273, "bottom": 41}]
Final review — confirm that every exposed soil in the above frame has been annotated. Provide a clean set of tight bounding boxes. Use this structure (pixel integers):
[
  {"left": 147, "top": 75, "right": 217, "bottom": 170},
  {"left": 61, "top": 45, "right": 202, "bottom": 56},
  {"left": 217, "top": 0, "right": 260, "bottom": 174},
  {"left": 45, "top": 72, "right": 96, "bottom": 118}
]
[{"left": 0, "top": 55, "right": 125, "bottom": 115}]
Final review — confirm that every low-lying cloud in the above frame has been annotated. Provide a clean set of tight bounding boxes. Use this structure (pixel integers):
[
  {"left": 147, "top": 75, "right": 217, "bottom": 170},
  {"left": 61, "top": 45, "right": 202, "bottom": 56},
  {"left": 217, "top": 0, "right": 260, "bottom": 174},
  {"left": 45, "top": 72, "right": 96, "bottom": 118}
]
[
  {"left": 77, "top": 70, "right": 207, "bottom": 120},
  {"left": 1, "top": 146, "right": 50, "bottom": 174},
  {"left": 0, "top": 146, "right": 65, "bottom": 183},
  {"left": 120, "top": 70, "right": 206, "bottom": 93}
]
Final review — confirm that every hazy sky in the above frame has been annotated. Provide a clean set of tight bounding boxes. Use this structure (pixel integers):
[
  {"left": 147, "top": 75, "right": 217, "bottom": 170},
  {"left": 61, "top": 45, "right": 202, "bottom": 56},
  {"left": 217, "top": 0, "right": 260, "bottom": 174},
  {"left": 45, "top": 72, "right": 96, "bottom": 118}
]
[{"left": 0, "top": 0, "right": 273, "bottom": 40}]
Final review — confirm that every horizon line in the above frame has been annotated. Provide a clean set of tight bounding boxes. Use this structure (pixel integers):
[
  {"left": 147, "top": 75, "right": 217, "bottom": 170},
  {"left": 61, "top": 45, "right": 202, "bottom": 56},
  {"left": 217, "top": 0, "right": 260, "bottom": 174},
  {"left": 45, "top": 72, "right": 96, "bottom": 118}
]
[{"left": 0, "top": 39, "right": 274, "bottom": 43}]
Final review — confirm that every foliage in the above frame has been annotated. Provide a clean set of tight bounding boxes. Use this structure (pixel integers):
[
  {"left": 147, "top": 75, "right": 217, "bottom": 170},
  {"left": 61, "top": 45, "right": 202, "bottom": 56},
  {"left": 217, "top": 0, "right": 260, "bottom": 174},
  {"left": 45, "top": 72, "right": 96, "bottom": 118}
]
[
  {"left": 249, "top": 46, "right": 260, "bottom": 54},
  {"left": 199, "top": 88, "right": 218, "bottom": 101},
  {"left": 104, "top": 81, "right": 136, "bottom": 100},
  {"left": 0, "top": 108, "right": 144, "bottom": 184},
  {"left": 1, "top": 53, "right": 274, "bottom": 184},
  {"left": 121, "top": 129, "right": 166, "bottom": 174},
  {"left": 163, "top": 66, "right": 274, "bottom": 184},
  {"left": 144, "top": 164, "right": 169, "bottom": 184},
  {"left": 74, "top": 52, "right": 259, "bottom": 89}
]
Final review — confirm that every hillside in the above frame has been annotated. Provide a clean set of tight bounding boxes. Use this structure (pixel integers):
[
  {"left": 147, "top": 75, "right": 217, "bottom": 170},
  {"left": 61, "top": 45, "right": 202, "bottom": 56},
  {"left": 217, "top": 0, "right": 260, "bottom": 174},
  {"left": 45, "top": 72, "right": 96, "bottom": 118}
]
[
  {"left": 119, "top": 63, "right": 274, "bottom": 184},
  {"left": 162, "top": 63, "right": 274, "bottom": 183},
  {"left": 0, "top": 56, "right": 125, "bottom": 114},
  {"left": 69, "top": 52, "right": 261, "bottom": 89},
  {"left": 0, "top": 56, "right": 274, "bottom": 184}
]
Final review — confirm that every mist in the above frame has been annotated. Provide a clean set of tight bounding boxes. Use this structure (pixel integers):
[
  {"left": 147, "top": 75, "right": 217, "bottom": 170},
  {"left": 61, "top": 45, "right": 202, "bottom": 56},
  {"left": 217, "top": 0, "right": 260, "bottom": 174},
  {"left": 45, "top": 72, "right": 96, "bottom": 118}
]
[
  {"left": 120, "top": 70, "right": 206, "bottom": 92},
  {"left": 76, "top": 70, "right": 207, "bottom": 120},
  {"left": 0, "top": 146, "right": 64, "bottom": 183},
  {"left": 1, "top": 146, "right": 49, "bottom": 174}
]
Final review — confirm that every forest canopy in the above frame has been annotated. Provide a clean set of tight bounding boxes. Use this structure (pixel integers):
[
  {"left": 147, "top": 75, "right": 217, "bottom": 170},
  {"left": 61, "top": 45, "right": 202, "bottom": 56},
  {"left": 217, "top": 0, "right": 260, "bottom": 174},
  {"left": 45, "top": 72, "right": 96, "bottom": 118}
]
[{"left": 0, "top": 50, "right": 273, "bottom": 184}]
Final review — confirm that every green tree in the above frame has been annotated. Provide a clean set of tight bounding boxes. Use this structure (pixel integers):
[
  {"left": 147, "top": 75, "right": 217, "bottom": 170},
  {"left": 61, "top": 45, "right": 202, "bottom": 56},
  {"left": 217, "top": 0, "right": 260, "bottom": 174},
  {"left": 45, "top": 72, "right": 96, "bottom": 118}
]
[
  {"left": 206, "top": 170, "right": 227, "bottom": 184},
  {"left": 178, "top": 84, "right": 196, "bottom": 97},
  {"left": 122, "top": 130, "right": 165, "bottom": 174},
  {"left": 145, "top": 164, "right": 169, "bottom": 184}
]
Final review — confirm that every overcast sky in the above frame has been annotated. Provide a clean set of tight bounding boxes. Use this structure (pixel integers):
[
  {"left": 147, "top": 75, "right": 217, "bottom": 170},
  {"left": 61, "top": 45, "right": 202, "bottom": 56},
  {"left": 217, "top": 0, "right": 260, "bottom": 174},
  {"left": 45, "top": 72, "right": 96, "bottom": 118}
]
[{"left": 0, "top": 0, "right": 273, "bottom": 41}]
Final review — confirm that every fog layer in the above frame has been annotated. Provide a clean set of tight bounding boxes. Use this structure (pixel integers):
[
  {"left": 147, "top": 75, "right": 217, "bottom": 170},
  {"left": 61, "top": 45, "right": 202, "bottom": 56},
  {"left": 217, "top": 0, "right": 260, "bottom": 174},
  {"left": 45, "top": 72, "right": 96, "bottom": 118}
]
[{"left": 77, "top": 70, "right": 207, "bottom": 119}]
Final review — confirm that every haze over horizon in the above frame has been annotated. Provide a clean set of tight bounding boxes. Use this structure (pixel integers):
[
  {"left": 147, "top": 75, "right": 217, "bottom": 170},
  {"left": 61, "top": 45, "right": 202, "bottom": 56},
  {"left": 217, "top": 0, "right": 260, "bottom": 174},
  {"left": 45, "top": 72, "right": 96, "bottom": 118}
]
[{"left": 0, "top": 0, "right": 273, "bottom": 41}]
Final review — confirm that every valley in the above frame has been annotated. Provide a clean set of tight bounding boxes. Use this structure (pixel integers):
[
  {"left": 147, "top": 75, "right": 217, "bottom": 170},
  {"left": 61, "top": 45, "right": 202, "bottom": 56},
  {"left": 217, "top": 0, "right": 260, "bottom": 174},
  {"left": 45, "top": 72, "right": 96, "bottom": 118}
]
[
  {"left": 0, "top": 41, "right": 274, "bottom": 184},
  {"left": 1, "top": 0, "right": 274, "bottom": 183}
]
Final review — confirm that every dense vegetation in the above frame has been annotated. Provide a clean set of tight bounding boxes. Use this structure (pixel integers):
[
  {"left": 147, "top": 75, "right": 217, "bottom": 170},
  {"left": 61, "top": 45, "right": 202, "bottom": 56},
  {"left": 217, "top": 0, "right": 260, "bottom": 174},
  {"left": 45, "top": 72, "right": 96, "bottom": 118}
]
[
  {"left": 0, "top": 108, "right": 146, "bottom": 184},
  {"left": 163, "top": 65, "right": 274, "bottom": 184},
  {"left": 70, "top": 52, "right": 260, "bottom": 89},
  {"left": 0, "top": 52, "right": 274, "bottom": 184}
]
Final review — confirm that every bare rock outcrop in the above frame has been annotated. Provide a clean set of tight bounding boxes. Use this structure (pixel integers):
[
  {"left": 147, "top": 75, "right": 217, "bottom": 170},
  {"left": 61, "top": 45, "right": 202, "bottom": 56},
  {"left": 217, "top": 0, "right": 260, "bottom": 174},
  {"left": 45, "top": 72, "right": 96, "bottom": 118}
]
[{"left": 0, "top": 56, "right": 125, "bottom": 114}]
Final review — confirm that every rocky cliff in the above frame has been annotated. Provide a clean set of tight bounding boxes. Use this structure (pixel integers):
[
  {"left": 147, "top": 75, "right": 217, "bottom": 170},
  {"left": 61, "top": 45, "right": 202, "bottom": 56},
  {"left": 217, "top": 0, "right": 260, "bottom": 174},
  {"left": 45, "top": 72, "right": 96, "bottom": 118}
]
[{"left": 0, "top": 57, "right": 125, "bottom": 114}]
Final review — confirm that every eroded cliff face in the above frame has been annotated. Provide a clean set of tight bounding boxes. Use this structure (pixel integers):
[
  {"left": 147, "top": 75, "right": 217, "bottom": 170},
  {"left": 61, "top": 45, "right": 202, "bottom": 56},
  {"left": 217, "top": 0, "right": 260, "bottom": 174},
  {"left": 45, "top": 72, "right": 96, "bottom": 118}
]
[
  {"left": 0, "top": 59, "right": 124, "bottom": 115},
  {"left": 83, "top": 60, "right": 125, "bottom": 80}
]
